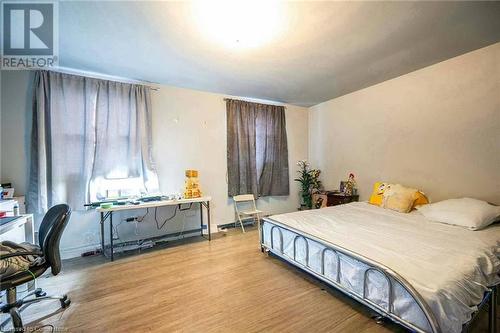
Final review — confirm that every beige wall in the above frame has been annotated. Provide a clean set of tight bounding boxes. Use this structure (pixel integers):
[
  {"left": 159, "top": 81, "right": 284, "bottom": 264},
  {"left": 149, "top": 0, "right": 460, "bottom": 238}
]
[
  {"left": 309, "top": 42, "right": 500, "bottom": 204},
  {"left": 151, "top": 85, "right": 308, "bottom": 227}
]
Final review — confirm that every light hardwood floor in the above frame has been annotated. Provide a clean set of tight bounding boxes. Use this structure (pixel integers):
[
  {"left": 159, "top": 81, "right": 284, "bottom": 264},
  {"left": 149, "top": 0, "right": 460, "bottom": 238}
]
[{"left": 6, "top": 227, "right": 497, "bottom": 332}]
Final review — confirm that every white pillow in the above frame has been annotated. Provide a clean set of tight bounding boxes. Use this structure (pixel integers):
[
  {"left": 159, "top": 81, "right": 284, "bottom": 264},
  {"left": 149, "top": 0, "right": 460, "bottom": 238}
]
[{"left": 416, "top": 198, "right": 500, "bottom": 230}]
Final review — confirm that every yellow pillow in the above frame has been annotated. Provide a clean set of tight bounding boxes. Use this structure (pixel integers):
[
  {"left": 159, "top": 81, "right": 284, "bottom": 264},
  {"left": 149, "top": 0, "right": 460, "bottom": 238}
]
[
  {"left": 413, "top": 191, "right": 429, "bottom": 208},
  {"left": 368, "top": 182, "right": 388, "bottom": 206},
  {"left": 369, "top": 181, "right": 429, "bottom": 212},
  {"left": 382, "top": 184, "right": 418, "bottom": 213}
]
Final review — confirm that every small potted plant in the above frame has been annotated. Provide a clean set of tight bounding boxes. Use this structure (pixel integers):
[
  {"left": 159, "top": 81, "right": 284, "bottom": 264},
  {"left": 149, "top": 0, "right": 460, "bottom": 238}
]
[{"left": 294, "top": 160, "right": 322, "bottom": 210}]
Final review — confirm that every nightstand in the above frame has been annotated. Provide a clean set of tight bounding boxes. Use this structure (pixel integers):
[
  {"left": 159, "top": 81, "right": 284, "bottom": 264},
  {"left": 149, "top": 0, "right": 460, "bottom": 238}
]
[{"left": 325, "top": 192, "right": 359, "bottom": 206}]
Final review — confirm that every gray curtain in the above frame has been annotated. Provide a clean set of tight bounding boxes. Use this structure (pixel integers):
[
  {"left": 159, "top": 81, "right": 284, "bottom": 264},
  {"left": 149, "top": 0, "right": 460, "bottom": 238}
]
[
  {"left": 27, "top": 71, "right": 159, "bottom": 213},
  {"left": 226, "top": 99, "right": 289, "bottom": 197},
  {"left": 256, "top": 104, "right": 289, "bottom": 196}
]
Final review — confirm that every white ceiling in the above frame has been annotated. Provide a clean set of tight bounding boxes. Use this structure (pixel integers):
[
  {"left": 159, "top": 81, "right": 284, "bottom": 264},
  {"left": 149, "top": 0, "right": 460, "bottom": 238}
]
[{"left": 59, "top": 1, "right": 500, "bottom": 107}]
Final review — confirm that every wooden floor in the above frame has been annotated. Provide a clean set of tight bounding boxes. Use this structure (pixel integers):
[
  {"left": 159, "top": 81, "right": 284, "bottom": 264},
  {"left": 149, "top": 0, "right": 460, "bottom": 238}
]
[{"left": 4, "top": 227, "right": 497, "bottom": 332}]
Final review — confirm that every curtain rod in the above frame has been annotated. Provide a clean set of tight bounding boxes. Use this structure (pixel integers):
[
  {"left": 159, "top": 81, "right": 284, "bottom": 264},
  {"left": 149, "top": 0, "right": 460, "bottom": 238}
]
[
  {"left": 46, "top": 66, "right": 160, "bottom": 90},
  {"left": 223, "top": 97, "right": 287, "bottom": 108}
]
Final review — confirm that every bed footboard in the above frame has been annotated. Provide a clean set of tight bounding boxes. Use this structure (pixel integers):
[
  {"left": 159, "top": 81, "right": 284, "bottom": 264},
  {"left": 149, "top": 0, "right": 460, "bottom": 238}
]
[{"left": 260, "top": 218, "right": 441, "bottom": 333}]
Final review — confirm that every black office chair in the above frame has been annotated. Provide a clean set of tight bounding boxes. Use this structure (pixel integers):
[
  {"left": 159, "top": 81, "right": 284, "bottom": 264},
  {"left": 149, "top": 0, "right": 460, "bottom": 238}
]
[{"left": 1, "top": 204, "right": 72, "bottom": 332}]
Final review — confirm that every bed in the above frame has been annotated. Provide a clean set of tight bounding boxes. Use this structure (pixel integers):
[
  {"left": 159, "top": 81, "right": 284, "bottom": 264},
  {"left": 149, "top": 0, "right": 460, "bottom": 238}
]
[{"left": 260, "top": 202, "right": 499, "bottom": 333}]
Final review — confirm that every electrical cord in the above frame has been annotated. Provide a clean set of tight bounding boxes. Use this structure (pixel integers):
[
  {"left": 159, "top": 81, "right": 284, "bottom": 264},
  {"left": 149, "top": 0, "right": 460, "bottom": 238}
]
[
  {"left": 179, "top": 203, "right": 193, "bottom": 212},
  {"left": 154, "top": 204, "right": 193, "bottom": 231},
  {"left": 136, "top": 208, "right": 149, "bottom": 222},
  {"left": 179, "top": 210, "right": 187, "bottom": 239},
  {"left": 178, "top": 203, "right": 195, "bottom": 238},
  {"left": 112, "top": 220, "right": 125, "bottom": 240},
  {"left": 104, "top": 204, "right": 195, "bottom": 245},
  {"left": 134, "top": 208, "right": 149, "bottom": 235},
  {"left": 134, "top": 221, "right": 140, "bottom": 236},
  {"left": 154, "top": 206, "right": 178, "bottom": 230},
  {"left": 110, "top": 208, "right": 149, "bottom": 240}
]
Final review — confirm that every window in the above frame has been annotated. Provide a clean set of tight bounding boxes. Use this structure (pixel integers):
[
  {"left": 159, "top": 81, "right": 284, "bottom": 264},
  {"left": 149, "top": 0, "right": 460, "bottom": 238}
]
[
  {"left": 90, "top": 177, "right": 145, "bottom": 200},
  {"left": 28, "top": 71, "right": 159, "bottom": 213}
]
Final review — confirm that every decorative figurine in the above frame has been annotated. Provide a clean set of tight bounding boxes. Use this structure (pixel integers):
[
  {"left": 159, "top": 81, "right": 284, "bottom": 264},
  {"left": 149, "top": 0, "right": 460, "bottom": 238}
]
[
  {"left": 344, "top": 173, "right": 357, "bottom": 196},
  {"left": 184, "top": 169, "right": 202, "bottom": 198}
]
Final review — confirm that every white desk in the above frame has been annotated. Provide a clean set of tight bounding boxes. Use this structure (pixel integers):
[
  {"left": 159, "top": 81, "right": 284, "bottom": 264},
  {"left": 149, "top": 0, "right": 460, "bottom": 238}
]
[
  {"left": 0, "top": 214, "right": 35, "bottom": 244},
  {"left": 96, "top": 196, "right": 212, "bottom": 261}
]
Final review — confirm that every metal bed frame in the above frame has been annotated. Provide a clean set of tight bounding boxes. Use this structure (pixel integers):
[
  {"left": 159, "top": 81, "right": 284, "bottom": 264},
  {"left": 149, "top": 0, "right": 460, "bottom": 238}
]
[{"left": 260, "top": 217, "right": 497, "bottom": 333}]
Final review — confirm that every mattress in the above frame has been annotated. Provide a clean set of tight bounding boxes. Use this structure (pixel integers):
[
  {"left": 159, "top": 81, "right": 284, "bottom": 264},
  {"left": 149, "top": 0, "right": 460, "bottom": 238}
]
[{"left": 261, "top": 202, "right": 500, "bottom": 333}]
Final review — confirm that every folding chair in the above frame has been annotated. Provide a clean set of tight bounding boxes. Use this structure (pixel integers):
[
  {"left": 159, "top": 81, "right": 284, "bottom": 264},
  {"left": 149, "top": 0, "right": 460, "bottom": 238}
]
[{"left": 233, "top": 194, "right": 262, "bottom": 233}]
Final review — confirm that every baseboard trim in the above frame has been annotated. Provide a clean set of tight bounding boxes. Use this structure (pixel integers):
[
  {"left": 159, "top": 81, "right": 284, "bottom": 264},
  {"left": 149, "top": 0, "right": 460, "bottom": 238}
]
[
  {"left": 61, "top": 244, "right": 101, "bottom": 260},
  {"left": 218, "top": 219, "right": 258, "bottom": 230},
  {"left": 60, "top": 228, "right": 203, "bottom": 259}
]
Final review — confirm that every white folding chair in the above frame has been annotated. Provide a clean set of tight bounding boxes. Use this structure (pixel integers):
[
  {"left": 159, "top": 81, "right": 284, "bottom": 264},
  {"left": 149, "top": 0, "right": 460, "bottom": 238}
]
[{"left": 233, "top": 194, "right": 262, "bottom": 233}]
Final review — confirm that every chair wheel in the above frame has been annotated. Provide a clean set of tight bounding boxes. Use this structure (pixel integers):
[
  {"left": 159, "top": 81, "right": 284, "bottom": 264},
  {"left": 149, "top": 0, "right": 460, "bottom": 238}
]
[
  {"left": 35, "top": 289, "right": 46, "bottom": 297},
  {"left": 60, "top": 296, "right": 71, "bottom": 308},
  {"left": 372, "top": 315, "right": 385, "bottom": 324}
]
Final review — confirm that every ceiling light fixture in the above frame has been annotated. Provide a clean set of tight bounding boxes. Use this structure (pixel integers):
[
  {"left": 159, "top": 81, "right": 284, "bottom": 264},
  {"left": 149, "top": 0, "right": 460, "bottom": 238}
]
[{"left": 192, "top": 0, "right": 286, "bottom": 50}]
